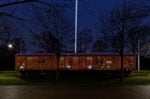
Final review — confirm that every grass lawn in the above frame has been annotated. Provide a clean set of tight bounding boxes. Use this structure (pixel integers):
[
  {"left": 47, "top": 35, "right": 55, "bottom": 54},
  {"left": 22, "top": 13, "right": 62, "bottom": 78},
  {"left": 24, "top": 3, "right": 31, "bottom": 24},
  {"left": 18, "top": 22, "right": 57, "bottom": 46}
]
[
  {"left": 0, "top": 70, "right": 150, "bottom": 85},
  {"left": 0, "top": 71, "right": 27, "bottom": 85},
  {"left": 123, "top": 70, "right": 150, "bottom": 85}
]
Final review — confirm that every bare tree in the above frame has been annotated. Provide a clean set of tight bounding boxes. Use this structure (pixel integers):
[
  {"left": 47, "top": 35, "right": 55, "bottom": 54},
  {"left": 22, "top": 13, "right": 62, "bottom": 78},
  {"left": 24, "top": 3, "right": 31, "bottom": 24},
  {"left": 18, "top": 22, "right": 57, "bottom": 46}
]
[
  {"left": 0, "top": 16, "right": 25, "bottom": 69},
  {"left": 129, "top": 25, "right": 150, "bottom": 51},
  {"left": 92, "top": 39, "right": 108, "bottom": 53},
  {"left": 77, "top": 28, "right": 93, "bottom": 53},
  {"left": 0, "top": 17, "right": 24, "bottom": 51},
  {"left": 98, "top": 0, "right": 150, "bottom": 82},
  {"left": 29, "top": 2, "right": 73, "bottom": 81},
  {"left": 0, "top": 0, "right": 38, "bottom": 8}
]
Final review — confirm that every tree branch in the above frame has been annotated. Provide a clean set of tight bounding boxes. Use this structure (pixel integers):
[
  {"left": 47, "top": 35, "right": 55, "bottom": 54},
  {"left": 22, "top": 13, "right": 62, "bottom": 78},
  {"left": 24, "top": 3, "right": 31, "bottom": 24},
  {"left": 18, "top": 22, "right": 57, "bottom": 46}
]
[
  {"left": 0, "top": 0, "right": 38, "bottom": 8},
  {"left": 0, "top": 12, "right": 29, "bottom": 22}
]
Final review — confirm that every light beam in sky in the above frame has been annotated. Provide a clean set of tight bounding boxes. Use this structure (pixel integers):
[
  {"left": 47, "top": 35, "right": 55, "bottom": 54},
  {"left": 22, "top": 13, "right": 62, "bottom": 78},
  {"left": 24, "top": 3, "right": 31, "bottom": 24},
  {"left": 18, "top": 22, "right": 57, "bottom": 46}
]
[{"left": 75, "top": 0, "right": 78, "bottom": 53}]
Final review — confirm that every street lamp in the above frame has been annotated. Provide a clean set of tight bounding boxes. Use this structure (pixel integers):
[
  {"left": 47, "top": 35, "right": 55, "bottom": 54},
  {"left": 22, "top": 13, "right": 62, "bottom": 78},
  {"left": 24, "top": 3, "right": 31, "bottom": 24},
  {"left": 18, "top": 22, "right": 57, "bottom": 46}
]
[
  {"left": 137, "top": 40, "right": 140, "bottom": 71},
  {"left": 7, "top": 43, "right": 13, "bottom": 49}
]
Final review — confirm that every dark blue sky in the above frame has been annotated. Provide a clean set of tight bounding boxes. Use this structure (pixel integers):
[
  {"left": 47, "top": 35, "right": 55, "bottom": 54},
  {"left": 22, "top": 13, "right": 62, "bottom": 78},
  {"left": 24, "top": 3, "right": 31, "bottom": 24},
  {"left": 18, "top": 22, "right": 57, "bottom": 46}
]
[
  {"left": 1, "top": 0, "right": 149, "bottom": 53},
  {"left": 0, "top": 0, "right": 121, "bottom": 32},
  {"left": 1, "top": 0, "right": 148, "bottom": 33},
  {"left": 77, "top": 0, "right": 121, "bottom": 31}
]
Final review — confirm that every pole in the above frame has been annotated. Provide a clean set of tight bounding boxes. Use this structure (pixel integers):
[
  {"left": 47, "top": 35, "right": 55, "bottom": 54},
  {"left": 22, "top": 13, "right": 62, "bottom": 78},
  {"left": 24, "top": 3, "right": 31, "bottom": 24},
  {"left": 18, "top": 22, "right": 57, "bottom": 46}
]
[
  {"left": 20, "top": 32, "right": 23, "bottom": 54},
  {"left": 75, "top": 0, "right": 78, "bottom": 53},
  {"left": 138, "top": 40, "right": 140, "bottom": 71}
]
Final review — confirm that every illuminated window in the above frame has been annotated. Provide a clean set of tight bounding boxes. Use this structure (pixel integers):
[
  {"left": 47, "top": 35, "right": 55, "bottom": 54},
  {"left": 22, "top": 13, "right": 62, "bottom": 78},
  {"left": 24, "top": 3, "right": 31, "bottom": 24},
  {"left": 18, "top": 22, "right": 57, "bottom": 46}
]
[
  {"left": 27, "top": 57, "right": 33, "bottom": 61},
  {"left": 106, "top": 60, "right": 112, "bottom": 64}
]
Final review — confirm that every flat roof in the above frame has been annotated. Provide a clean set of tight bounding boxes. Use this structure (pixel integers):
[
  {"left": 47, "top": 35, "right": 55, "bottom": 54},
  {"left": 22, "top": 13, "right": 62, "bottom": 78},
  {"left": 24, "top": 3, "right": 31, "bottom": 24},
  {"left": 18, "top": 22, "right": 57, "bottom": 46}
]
[{"left": 16, "top": 53, "right": 134, "bottom": 56}]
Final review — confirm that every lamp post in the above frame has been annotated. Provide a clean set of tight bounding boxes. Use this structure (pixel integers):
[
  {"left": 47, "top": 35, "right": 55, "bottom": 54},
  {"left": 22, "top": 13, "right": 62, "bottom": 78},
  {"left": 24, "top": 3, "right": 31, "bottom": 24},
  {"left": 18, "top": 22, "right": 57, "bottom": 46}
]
[
  {"left": 20, "top": 33, "right": 23, "bottom": 54},
  {"left": 137, "top": 40, "right": 140, "bottom": 71}
]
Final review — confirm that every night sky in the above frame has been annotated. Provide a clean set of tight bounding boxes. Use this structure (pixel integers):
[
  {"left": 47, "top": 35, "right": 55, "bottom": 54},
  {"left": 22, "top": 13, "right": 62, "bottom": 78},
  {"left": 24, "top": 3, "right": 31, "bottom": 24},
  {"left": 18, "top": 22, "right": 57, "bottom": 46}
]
[
  {"left": 0, "top": 0, "right": 149, "bottom": 53},
  {"left": 0, "top": 0, "right": 121, "bottom": 31},
  {"left": 77, "top": 0, "right": 120, "bottom": 30}
]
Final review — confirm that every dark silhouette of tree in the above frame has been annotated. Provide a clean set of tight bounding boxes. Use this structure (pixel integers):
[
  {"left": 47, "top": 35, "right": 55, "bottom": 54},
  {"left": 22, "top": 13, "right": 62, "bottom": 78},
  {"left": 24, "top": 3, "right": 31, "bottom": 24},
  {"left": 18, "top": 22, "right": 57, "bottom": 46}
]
[
  {"left": 0, "top": 0, "right": 40, "bottom": 22},
  {"left": 0, "top": 17, "right": 25, "bottom": 70},
  {"left": 98, "top": 0, "right": 150, "bottom": 82},
  {"left": 29, "top": 2, "right": 73, "bottom": 81},
  {"left": 0, "top": 0, "right": 37, "bottom": 70},
  {"left": 127, "top": 25, "right": 150, "bottom": 69},
  {"left": 0, "top": 0, "right": 38, "bottom": 8},
  {"left": 77, "top": 28, "right": 93, "bottom": 53},
  {"left": 128, "top": 25, "right": 150, "bottom": 54},
  {"left": 92, "top": 39, "right": 108, "bottom": 53}
]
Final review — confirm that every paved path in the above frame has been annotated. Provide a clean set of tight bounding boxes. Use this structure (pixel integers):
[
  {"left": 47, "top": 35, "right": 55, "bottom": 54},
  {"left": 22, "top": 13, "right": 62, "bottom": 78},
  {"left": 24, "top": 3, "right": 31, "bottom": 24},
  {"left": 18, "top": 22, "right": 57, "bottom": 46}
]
[{"left": 0, "top": 85, "right": 150, "bottom": 99}]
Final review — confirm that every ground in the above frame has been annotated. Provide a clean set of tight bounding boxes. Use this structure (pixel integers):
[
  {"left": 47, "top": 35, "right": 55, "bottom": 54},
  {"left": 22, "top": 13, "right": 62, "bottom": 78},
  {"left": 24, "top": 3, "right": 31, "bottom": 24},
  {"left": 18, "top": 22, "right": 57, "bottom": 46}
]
[{"left": 0, "top": 85, "right": 150, "bottom": 99}]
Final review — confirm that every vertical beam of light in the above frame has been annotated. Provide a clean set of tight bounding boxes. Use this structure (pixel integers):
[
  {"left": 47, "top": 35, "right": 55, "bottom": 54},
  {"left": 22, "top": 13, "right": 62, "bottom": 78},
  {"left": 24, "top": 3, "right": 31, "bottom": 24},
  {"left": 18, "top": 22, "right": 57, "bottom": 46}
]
[{"left": 75, "top": 0, "right": 78, "bottom": 53}]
